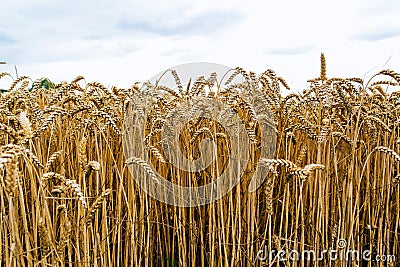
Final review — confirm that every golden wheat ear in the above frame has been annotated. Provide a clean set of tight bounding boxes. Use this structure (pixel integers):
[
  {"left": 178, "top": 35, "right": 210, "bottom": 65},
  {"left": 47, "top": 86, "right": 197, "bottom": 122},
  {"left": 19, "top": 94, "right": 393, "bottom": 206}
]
[
  {"left": 126, "top": 157, "right": 159, "bottom": 183},
  {"left": 85, "top": 188, "right": 112, "bottom": 225},
  {"left": 45, "top": 150, "right": 63, "bottom": 171},
  {"left": 18, "top": 111, "right": 33, "bottom": 138},
  {"left": 248, "top": 158, "right": 298, "bottom": 192},
  {"left": 38, "top": 217, "right": 52, "bottom": 258},
  {"left": 320, "top": 53, "right": 327, "bottom": 81},
  {"left": 71, "top": 75, "right": 85, "bottom": 84},
  {"left": 83, "top": 160, "right": 101, "bottom": 179},
  {"left": 78, "top": 136, "right": 87, "bottom": 171}
]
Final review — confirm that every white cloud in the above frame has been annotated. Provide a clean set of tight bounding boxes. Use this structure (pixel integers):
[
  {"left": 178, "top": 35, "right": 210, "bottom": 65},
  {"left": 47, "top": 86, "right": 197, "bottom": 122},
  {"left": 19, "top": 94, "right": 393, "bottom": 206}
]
[{"left": 0, "top": 0, "right": 399, "bottom": 91}]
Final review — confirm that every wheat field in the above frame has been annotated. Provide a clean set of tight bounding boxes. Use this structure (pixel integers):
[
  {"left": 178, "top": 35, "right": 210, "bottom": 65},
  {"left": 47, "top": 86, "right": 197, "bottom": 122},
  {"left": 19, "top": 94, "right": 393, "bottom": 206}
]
[{"left": 0, "top": 55, "right": 399, "bottom": 266}]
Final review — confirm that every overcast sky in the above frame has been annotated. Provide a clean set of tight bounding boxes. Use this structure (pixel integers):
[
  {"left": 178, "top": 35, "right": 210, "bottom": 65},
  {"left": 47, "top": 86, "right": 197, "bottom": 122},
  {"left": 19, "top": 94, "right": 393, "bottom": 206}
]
[{"left": 0, "top": 0, "right": 399, "bottom": 91}]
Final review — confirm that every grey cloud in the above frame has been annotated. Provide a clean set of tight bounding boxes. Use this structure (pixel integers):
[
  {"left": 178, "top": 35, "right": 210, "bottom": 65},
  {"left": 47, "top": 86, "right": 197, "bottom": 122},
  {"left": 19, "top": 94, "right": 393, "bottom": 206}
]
[
  {"left": 0, "top": 1, "right": 122, "bottom": 42},
  {"left": 3, "top": 39, "right": 141, "bottom": 64},
  {"left": 353, "top": 29, "right": 400, "bottom": 42},
  {"left": 118, "top": 9, "right": 242, "bottom": 36},
  {"left": 0, "top": 1, "right": 241, "bottom": 65},
  {"left": 0, "top": 1, "right": 139, "bottom": 63},
  {"left": 20, "top": 4, "right": 71, "bottom": 19},
  {"left": 0, "top": 33, "right": 14, "bottom": 44}
]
